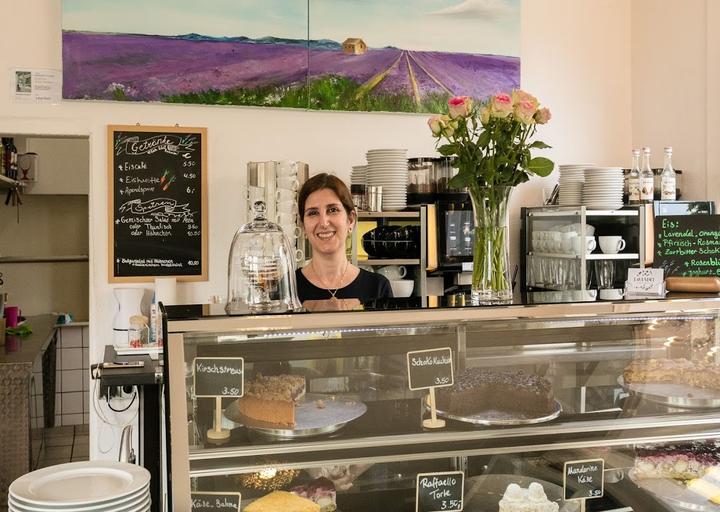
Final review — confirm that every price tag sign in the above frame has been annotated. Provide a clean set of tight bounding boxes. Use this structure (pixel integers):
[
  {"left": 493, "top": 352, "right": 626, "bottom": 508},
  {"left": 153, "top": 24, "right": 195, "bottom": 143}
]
[
  {"left": 416, "top": 471, "right": 464, "bottom": 512},
  {"left": 193, "top": 357, "right": 244, "bottom": 398},
  {"left": 407, "top": 347, "right": 454, "bottom": 391},
  {"left": 191, "top": 492, "right": 241, "bottom": 511},
  {"left": 563, "top": 459, "right": 604, "bottom": 501}
]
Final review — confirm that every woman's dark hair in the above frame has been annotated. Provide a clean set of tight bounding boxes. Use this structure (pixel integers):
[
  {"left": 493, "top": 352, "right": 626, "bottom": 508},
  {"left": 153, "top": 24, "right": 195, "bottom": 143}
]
[{"left": 298, "top": 173, "right": 355, "bottom": 219}]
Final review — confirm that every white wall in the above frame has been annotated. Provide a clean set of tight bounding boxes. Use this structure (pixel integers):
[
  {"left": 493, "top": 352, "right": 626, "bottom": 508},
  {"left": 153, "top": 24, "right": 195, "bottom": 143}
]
[{"left": 1, "top": 0, "right": 637, "bottom": 459}]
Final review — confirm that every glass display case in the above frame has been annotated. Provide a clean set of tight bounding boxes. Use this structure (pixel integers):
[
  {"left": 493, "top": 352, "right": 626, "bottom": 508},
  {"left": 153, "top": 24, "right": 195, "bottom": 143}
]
[{"left": 164, "top": 297, "right": 720, "bottom": 511}]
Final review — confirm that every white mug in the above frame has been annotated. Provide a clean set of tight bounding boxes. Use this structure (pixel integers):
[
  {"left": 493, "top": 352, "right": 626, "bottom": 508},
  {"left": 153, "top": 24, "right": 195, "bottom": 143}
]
[
  {"left": 276, "top": 189, "right": 296, "bottom": 202},
  {"left": 573, "top": 235, "right": 596, "bottom": 255},
  {"left": 276, "top": 176, "right": 299, "bottom": 191},
  {"left": 276, "top": 160, "right": 298, "bottom": 178},
  {"left": 376, "top": 265, "right": 407, "bottom": 280},
  {"left": 276, "top": 199, "right": 296, "bottom": 215},
  {"left": 599, "top": 236, "right": 626, "bottom": 254}
]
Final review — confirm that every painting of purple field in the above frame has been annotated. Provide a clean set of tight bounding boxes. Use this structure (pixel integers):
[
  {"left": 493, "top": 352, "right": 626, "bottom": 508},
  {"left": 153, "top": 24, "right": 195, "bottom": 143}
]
[{"left": 62, "top": 0, "right": 520, "bottom": 113}]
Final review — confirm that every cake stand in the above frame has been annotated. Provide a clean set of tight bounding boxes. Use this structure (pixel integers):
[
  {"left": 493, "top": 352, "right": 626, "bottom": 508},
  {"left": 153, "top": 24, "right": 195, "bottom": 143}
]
[
  {"left": 619, "top": 377, "right": 720, "bottom": 409},
  {"left": 428, "top": 398, "right": 562, "bottom": 426},
  {"left": 463, "top": 474, "right": 579, "bottom": 511},
  {"left": 628, "top": 469, "right": 719, "bottom": 511}
]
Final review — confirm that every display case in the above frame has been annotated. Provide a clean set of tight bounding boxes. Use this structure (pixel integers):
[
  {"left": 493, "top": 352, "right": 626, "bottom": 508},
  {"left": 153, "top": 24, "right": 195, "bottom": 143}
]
[
  {"left": 521, "top": 206, "right": 646, "bottom": 296},
  {"left": 164, "top": 297, "right": 720, "bottom": 511}
]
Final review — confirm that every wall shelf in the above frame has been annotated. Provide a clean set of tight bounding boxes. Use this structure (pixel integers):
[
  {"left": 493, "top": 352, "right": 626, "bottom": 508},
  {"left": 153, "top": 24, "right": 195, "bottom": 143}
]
[{"left": 0, "top": 255, "right": 89, "bottom": 264}]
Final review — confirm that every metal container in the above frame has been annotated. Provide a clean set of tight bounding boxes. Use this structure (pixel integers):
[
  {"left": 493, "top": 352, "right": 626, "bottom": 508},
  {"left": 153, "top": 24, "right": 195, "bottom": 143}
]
[{"left": 367, "top": 186, "right": 383, "bottom": 212}]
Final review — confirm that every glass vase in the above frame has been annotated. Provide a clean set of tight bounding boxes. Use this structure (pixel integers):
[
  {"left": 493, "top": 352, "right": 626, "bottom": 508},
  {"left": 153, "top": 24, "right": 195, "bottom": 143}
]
[{"left": 468, "top": 185, "right": 513, "bottom": 305}]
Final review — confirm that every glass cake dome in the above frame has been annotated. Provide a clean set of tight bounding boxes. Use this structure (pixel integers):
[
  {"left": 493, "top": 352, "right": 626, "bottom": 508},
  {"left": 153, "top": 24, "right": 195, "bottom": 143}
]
[{"left": 226, "top": 201, "right": 302, "bottom": 315}]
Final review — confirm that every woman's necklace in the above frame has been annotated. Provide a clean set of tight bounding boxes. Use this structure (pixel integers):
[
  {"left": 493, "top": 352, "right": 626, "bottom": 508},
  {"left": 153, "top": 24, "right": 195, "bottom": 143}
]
[{"left": 312, "top": 259, "right": 350, "bottom": 300}]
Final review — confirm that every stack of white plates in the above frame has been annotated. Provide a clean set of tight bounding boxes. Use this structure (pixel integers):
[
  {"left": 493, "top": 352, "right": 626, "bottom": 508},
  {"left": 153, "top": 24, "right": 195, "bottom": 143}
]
[
  {"left": 558, "top": 164, "right": 593, "bottom": 206},
  {"left": 582, "top": 167, "right": 624, "bottom": 209},
  {"left": 9, "top": 461, "right": 151, "bottom": 512},
  {"left": 366, "top": 148, "right": 408, "bottom": 211},
  {"left": 350, "top": 165, "right": 368, "bottom": 186}
]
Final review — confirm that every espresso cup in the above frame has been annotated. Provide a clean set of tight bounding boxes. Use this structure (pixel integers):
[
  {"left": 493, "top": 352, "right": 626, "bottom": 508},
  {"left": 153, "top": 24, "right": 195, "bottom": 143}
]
[
  {"left": 599, "top": 236, "right": 626, "bottom": 254},
  {"left": 572, "top": 235, "right": 596, "bottom": 255},
  {"left": 376, "top": 265, "right": 407, "bottom": 280}
]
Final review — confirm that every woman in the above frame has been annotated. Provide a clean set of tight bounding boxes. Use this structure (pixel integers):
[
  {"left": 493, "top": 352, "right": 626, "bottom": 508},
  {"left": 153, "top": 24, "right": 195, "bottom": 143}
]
[{"left": 296, "top": 173, "right": 392, "bottom": 304}]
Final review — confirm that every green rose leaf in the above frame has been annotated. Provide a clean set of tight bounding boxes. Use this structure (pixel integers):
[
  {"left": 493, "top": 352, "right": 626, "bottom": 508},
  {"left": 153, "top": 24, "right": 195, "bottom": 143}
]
[
  {"left": 437, "top": 144, "right": 457, "bottom": 157},
  {"left": 528, "top": 157, "right": 554, "bottom": 177},
  {"left": 529, "top": 141, "right": 552, "bottom": 150},
  {"left": 449, "top": 172, "right": 472, "bottom": 189}
]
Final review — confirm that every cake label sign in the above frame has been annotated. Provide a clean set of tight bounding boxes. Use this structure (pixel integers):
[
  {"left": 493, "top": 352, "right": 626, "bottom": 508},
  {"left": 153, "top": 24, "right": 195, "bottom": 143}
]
[
  {"left": 193, "top": 357, "right": 244, "bottom": 398},
  {"left": 654, "top": 215, "right": 720, "bottom": 276},
  {"left": 563, "top": 458, "right": 604, "bottom": 501},
  {"left": 416, "top": 471, "right": 464, "bottom": 512},
  {"left": 407, "top": 347, "right": 454, "bottom": 391},
  {"left": 191, "top": 492, "right": 241, "bottom": 511}
]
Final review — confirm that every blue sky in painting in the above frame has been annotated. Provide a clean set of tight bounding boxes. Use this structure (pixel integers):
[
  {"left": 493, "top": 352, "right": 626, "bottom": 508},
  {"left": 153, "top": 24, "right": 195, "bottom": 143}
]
[{"left": 63, "top": 0, "right": 519, "bottom": 55}]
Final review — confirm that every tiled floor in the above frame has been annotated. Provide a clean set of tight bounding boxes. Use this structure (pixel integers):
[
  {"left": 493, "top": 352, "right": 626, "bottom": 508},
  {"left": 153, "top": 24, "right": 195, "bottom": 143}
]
[{"left": 32, "top": 424, "right": 89, "bottom": 469}]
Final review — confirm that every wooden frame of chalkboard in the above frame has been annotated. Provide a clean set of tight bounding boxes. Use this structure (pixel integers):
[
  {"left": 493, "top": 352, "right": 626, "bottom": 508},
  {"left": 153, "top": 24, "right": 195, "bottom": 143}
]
[{"left": 108, "top": 125, "right": 208, "bottom": 283}]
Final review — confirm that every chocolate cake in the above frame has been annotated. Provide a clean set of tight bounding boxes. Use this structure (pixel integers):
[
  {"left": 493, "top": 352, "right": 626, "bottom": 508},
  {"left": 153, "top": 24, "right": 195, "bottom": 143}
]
[
  {"left": 634, "top": 441, "right": 720, "bottom": 480},
  {"left": 236, "top": 374, "right": 306, "bottom": 427},
  {"left": 436, "top": 368, "right": 554, "bottom": 417},
  {"left": 623, "top": 358, "right": 720, "bottom": 390}
]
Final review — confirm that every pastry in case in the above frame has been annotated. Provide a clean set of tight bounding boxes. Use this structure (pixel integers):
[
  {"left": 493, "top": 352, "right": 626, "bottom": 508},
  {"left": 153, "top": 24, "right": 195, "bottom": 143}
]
[
  {"left": 498, "top": 482, "right": 559, "bottom": 512},
  {"left": 634, "top": 440, "right": 720, "bottom": 480},
  {"left": 623, "top": 358, "right": 720, "bottom": 390},
  {"left": 291, "top": 477, "right": 337, "bottom": 512},
  {"left": 436, "top": 368, "right": 554, "bottom": 417},
  {"left": 236, "top": 374, "right": 306, "bottom": 427},
  {"left": 245, "top": 491, "right": 320, "bottom": 512}
]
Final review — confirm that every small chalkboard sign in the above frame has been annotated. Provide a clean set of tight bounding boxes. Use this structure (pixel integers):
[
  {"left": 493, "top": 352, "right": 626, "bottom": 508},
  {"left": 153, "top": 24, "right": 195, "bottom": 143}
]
[
  {"left": 416, "top": 471, "right": 464, "bottom": 512},
  {"left": 654, "top": 215, "right": 720, "bottom": 277},
  {"left": 407, "top": 348, "right": 454, "bottom": 391},
  {"left": 563, "top": 458, "right": 604, "bottom": 501},
  {"left": 193, "top": 357, "right": 244, "bottom": 398},
  {"left": 108, "top": 125, "right": 208, "bottom": 283},
  {"left": 191, "top": 492, "right": 241, "bottom": 511}
]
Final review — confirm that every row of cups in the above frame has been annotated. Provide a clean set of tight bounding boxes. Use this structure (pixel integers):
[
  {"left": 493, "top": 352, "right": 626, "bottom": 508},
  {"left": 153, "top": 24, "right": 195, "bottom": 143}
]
[{"left": 533, "top": 231, "right": 626, "bottom": 255}]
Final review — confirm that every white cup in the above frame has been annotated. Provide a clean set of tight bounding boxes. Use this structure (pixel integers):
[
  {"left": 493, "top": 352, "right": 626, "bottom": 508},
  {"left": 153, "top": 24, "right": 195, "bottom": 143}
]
[
  {"left": 376, "top": 265, "right": 407, "bottom": 280},
  {"left": 573, "top": 235, "right": 596, "bottom": 255},
  {"left": 277, "top": 160, "right": 298, "bottom": 177},
  {"left": 276, "top": 189, "right": 296, "bottom": 202},
  {"left": 560, "top": 232, "right": 578, "bottom": 254},
  {"left": 280, "top": 223, "right": 302, "bottom": 238},
  {"left": 389, "top": 279, "right": 414, "bottom": 297},
  {"left": 277, "top": 176, "right": 299, "bottom": 191},
  {"left": 599, "top": 236, "right": 626, "bottom": 254},
  {"left": 599, "top": 288, "right": 624, "bottom": 300},
  {"left": 276, "top": 200, "right": 296, "bottom": 215}
]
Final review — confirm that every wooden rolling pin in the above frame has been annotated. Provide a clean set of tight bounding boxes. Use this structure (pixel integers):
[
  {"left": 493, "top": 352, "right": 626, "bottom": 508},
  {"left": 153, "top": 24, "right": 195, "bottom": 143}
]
[{"left": 666, "top": 276, "right": 720, "bottom": 293}]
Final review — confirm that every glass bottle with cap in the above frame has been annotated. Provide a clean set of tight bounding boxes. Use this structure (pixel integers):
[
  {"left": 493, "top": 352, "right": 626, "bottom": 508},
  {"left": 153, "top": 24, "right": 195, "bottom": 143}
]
[
  {"left": 640, "top": 147, "right": 654, "bottom": 203},
  {"left": 627, "top": 149, "right": 641, "bottom": 204},
  {"left": 660, "top": 146, "right": 677, "bottom": 200}
]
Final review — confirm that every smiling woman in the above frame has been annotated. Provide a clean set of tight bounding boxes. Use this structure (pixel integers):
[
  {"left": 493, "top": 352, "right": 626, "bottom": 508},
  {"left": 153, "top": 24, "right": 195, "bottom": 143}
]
[{"left": 296, "top": 173, "right": 392, "bottom": 303}]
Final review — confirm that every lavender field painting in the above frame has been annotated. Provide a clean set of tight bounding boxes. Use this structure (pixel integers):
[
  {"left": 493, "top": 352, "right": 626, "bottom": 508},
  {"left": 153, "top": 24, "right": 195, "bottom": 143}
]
[{"left": 62, "top": 0, "right": 520, "bottom": 113}]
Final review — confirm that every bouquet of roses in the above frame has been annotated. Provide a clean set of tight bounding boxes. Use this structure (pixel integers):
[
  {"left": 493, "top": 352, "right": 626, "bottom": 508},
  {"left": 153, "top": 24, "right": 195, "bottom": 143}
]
[{"left": 428, "top": 91, "right": 554, "bottom": 189}]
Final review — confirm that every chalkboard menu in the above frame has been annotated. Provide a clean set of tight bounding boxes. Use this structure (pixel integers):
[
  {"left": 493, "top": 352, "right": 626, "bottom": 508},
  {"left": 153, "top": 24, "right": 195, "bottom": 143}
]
[
  {"left": 415, "top": 471, "right": 464, "bottom": 512},
  {"left": 654, "top": 215, "right": 720, "bottom": 277},
  {"left": 407, "top": 348, "right": 454, "bottom": 391},
  {"left": 563, "top": 459, "right": 604, "bottom": 501},
  {"left": 108, "top": 125, "right": 208, "bottom": 282},
  {"left": 193, "top": 357, "right": 244, "bottom": 398},
  {"left": 191, "top": 492, "right": 241, "bottom": 511}
]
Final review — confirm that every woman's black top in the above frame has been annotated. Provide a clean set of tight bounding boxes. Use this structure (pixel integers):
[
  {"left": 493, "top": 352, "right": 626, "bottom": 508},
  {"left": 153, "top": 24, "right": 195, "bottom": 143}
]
[{"left": 295, "top": 268, "right": 393, "bottom": 303}]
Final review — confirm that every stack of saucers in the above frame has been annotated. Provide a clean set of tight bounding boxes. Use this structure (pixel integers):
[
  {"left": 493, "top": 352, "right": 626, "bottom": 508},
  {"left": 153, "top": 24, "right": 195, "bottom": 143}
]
[
  {"left": 350, "top": 165, "right": 368, "bottom": 186},
  {"left": 366, "top": 148, "right": 408, "bottom": 211},
  {"left": 9, "top": 461, "right": 151, "bottom": 512},
  {"left": 582, "top": 167, "right": 624, "bottom": 210},
  {"left": 558, "top": 164, "right": 593, "bottom": 206}
]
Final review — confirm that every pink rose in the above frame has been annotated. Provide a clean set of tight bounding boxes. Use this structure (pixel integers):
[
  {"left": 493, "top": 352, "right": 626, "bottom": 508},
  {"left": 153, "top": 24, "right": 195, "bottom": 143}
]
[
  {"left": 534, "top": 107, "right": 551, "bottom": 124},
  {"left": 490, "top": 93, "right": 513, "bottom": 118},
  {"left": 511, "top": 89, "right": 539, "bottom": 107},
  {"left": 428, "top": 115, "right": 444, "bottom": 136},
  {"left": 448, "top": 96, "right": 473, "bottom": 119},
  {"left": 514, "top": 99, "right": 538, "bottom": 124}
]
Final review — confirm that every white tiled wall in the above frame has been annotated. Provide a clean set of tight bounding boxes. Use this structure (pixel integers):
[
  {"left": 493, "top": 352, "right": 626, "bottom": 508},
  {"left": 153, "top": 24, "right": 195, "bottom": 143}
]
[{"left": 31, "top": 325, "right": 90, "bottom": 428}]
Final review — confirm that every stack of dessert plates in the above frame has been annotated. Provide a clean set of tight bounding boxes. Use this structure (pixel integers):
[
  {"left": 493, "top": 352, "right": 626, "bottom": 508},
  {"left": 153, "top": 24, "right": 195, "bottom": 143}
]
[
  {"left": 9, "top": 461, "right": 151, "bottom": 512},
  {"left": 350, "top": 164, "right": 367, "bottom": 186},
  {"left": 366, "top": 148, "right": 408, "bottom": 211},
  {"left": 582, "top": 167, "right": 624, "bottom": 210},
  {"left": 558, "top": 164, "right": 593, "bottom": 206}
]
